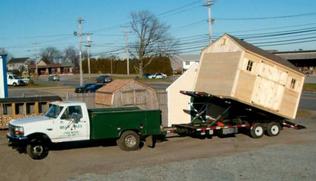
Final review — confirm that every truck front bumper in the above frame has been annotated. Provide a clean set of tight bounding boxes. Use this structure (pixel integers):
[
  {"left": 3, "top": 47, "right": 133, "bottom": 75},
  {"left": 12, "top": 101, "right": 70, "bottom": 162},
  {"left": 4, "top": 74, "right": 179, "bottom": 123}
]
[{"left": 7, "top": 134, "right": 28, "bottom": 147}]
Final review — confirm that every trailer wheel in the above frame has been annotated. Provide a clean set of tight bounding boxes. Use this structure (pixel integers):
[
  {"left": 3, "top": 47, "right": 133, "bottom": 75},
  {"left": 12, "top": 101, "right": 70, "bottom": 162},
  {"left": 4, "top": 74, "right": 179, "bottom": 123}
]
[
  {"left": 117, "top": 131, "right": 140, "bottom": 151},
  {"left": 26, "top": 138, "right": 49, "bottom": 160},
  {"left": 250, "top": 123, "right": 264, "bottom": 138},
  {"left": 266, "top": 122, "right": 281, "bottom": 136}
]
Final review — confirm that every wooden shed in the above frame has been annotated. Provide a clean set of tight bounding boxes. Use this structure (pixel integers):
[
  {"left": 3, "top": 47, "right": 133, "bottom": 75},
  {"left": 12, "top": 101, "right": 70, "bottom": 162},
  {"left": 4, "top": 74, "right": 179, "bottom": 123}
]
[
  {"left": 95, "top": 79, "right": 159, "bottom": 109},
  {"left": 195, "top": 34, "right": 305, "bottom": 119},
  {"left": 166, "top": 63, "right": 199, "bottom": 127}
]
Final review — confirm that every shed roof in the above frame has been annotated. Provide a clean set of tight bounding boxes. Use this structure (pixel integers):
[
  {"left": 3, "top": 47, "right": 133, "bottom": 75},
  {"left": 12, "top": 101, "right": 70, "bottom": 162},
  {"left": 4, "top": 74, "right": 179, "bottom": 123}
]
[
  {"left": 225, "top": 34, "right": 299, "bottom": 72},
  {"left": 97, "top": 79, "right": 132, "bottom": 93},
  {"left": 97, "top": 79, "right": 153, "bottom": 94}
]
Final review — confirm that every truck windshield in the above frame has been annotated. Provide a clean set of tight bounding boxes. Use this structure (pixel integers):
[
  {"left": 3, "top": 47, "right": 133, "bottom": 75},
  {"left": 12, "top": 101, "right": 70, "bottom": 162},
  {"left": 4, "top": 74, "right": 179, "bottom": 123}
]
[{"left": 45, "top": 105, "right": 63, "bottom": 118}]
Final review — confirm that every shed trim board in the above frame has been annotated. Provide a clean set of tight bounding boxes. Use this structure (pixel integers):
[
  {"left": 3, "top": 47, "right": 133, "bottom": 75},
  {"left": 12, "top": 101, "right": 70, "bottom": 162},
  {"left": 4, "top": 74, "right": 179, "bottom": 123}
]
[
  {"left": 231, "top": 51, "right": 245, "bottom": 97},
  {"left": 294, "top": 76, "right": 305, "bottom": 118}
]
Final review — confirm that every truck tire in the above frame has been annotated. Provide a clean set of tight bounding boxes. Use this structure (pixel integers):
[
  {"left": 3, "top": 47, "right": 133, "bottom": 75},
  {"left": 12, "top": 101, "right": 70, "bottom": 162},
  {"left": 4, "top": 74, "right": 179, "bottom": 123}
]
[
  {"left": 266, "top": 122, "right": 281, "bottom": 136},
  {"left": 117, "top": 131, "right": 140, "bottom": 151},
  {"left": 26, "top": 138, "right": 49, "bottom": 160},
  {"left": 13, "top": 82, "right": 17, "bottom": 87},
  {"left": 250, "top": 123, "right": 264, "bottom": 138}
]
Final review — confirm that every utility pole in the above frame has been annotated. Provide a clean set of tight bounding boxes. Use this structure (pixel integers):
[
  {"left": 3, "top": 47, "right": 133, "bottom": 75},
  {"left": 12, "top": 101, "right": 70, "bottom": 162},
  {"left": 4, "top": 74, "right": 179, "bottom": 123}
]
[
  {"left": 85, "top": 33, "right": 93, "bottom": 79},
  {"left": 124, "top": 30, "right": 130, "bottom": 75},
  {"left": 122, "top": 26, "right": 130, "bottom": 75},
  {"left": 203, "top": 0, "right": 214, "bottom": 44},
  {"left": 74, "top": 17, "right": 84, "bottom": 86}
]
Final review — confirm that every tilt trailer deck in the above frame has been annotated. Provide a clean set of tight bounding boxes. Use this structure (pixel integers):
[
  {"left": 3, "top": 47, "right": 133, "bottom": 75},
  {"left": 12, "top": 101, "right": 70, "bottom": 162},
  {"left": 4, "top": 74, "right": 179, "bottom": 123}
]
[{"left": 173, "top": 91, "right": 305, "bottom": 138}]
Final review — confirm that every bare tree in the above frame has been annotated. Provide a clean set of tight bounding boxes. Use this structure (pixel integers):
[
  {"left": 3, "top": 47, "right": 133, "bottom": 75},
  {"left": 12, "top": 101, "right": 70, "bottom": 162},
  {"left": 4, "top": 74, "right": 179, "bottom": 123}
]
[
  {"left": 40, "top": 47, "right": 62, "bottom": 63},
  {"left": 130, "top": 10, "right": 178, "bottom": 76},
  {"left": 63, "top": 46, "right": 78, "bottom": 67}
]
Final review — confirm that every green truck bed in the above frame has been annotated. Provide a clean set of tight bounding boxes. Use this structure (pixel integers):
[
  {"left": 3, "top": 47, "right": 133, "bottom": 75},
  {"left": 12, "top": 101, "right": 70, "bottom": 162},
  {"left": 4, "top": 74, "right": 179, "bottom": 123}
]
[{"left": 88, "top": 107, "right": 161, "bottom": 140}]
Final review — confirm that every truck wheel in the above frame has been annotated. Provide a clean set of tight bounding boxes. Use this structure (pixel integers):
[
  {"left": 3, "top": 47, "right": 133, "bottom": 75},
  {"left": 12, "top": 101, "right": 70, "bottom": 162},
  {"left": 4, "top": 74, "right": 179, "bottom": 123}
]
[
  {"left": 266, "top": 122, "right": 281, "bottom": 136},
  {"left": 250, "top": 123, "right": 264, "bottom": 138},
  {"left": 26, "top": 138, "right": 49, "bottom": 160},
  {"left": 117, "top": 131, "right": 140, "bottom": 151},
  {"left": 13, "top": 82, "right": 17, "bottom": 87}
]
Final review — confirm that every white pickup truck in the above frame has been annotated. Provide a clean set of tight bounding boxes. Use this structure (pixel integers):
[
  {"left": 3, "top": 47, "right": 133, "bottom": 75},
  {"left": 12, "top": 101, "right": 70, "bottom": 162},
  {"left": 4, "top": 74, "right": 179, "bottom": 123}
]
[
  {"left": 7, "top": 101, "right": 161, "bottom": 160},
  {"left": 7, "top": 73, "right": 25, "bottom": 86}
]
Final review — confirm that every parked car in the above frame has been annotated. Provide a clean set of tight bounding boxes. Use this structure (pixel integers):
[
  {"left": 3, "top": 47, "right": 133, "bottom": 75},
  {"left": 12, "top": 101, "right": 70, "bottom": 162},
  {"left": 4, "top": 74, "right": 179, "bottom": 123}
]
[
  {"left": 74, "top": 83, "right": 94, "bottom": 93},
  {"left": 148, "top": 73, "right": 167, "bottom": 79},
  {"left": 96, "top": 75, "right": 112, "bottom": 83},
  {"left": 21, "top": 77, "right": 31, "bottom": 85},
  {"left": 48, "top": 74, "right": 60, "bottom": 81},
  {"left": 85, "top": 83, "right": 103, "bottom": 93},
  {"left": 143, "top": 73, "right": 152, "bottom": 79},
  {"left": 7, "top": 73, "right": 25, "bottom": 86}
]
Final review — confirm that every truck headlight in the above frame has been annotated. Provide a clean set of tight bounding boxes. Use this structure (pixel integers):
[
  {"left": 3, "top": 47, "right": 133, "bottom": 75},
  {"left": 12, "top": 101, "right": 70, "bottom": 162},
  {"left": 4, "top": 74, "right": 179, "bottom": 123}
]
[{"left": 14, "top": 126, "right": 24, "bottom": 136}]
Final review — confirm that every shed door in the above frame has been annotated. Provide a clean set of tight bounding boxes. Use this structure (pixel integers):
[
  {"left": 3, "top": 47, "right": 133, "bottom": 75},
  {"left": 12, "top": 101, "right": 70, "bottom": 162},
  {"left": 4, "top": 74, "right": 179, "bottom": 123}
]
[
  {"left": 251, "top": 63, "right": 286, "bottom": 111},
  {"left": 121, "top": 89, "right": 146, "bottom": 106},
  {"left": 252, "top": 77, "right": 284, "bottom": 110}
]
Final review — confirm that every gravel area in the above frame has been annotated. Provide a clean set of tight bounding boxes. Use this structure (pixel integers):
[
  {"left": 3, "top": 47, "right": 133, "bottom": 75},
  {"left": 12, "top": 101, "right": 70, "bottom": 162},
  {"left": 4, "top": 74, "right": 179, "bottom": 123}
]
[{"left": 70, "top": 143, "right": 316, "bottom": 181}]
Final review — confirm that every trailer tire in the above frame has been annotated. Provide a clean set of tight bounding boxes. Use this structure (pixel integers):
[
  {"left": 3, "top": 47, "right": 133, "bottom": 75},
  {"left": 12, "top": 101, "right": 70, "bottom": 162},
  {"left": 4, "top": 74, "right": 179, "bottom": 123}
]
[
  {"left": 250, "top": 123, "right": 264, "bottom": 138},
  {"left": 117, "top": 131, "right": 140, "bottom": 151},
  {"left": 26, "top": 138, "right": 49, "bottom": 160},
  {"left": 266, "top": 122, "right": 281, "bottom": 136}
]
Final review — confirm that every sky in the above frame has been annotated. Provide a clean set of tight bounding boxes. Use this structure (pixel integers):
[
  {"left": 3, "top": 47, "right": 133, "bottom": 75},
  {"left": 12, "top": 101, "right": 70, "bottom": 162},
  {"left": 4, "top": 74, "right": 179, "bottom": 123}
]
[{"left": 0, "top": 0, "right": 316, "bottom": 58}]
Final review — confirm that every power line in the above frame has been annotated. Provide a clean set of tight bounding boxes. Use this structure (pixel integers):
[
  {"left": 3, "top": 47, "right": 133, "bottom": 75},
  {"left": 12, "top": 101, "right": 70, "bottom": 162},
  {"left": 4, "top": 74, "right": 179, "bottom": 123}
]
[
  {"left": 216, "top": 12, "right": 316, "bottom": 21},
  {"left": 158, "top": 0, "right": 201, "bottom": 17}
]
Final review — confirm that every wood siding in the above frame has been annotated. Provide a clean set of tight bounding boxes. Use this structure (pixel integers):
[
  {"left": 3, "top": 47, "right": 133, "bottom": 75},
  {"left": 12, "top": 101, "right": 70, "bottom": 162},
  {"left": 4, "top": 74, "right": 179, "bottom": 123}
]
[
  {"left": 234, "top": 71, "right": 256, "bottom": 102},
  {"left": 195, "top": 52, "right": 242, "bottom": 96}
]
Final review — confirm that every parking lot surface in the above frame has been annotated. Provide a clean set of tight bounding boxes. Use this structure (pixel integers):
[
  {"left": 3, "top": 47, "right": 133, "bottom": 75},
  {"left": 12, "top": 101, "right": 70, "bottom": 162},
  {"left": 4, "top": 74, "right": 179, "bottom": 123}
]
[{"left": 0, "top": 111, "right": 315, "bottom": 181}]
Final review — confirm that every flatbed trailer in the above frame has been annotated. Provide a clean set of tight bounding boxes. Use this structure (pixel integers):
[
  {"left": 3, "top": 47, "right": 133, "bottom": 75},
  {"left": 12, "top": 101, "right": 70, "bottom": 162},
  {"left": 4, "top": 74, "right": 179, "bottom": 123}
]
[{"left": 172, "top": 91, "right": 305, "bottom": 138}]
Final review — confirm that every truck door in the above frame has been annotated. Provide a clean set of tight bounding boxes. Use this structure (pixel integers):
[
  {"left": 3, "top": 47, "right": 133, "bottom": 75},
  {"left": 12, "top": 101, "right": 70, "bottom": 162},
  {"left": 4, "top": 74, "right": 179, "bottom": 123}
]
[{"left": 57, "top": 105, "right": 89, "bottom": 141}]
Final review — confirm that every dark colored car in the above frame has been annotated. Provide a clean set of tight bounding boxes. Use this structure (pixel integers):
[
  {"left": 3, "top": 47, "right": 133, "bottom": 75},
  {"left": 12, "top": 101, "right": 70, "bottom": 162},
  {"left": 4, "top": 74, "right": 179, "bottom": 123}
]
[
  {"left": 85, "top": 84, "right": 103, "bottom": 93},
  {"left": 96, "top": 75, "right": 112, "bottom": 83},
  {"left": 75, "top": 83, "right": 94, "bottom": 93}
]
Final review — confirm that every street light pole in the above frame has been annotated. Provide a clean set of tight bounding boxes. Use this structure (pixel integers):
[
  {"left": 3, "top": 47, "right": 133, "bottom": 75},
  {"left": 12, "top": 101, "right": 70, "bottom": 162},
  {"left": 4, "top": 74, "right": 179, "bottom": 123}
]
[
  {"left": 76, "top": 17, "right": 84, "bottom": 86},
  {"left": 85, "top": 33, "right": 93, "bottom": 79}
]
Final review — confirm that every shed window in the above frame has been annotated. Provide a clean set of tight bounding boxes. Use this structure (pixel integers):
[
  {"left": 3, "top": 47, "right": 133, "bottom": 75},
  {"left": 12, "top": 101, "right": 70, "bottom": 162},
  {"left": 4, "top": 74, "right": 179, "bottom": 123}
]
[
  {"left": 290, "top": 78, "right": 296, "bottom": 89},
  {"left": 246, "top": 60, "right": 254, "bottom": 71}
]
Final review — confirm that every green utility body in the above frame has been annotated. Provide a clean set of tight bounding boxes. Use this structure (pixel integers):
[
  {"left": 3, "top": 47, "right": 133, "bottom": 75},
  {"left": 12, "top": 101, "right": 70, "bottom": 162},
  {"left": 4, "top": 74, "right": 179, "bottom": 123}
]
[{"left": 88, "top": 107, "right": 162, "bottom": 140}]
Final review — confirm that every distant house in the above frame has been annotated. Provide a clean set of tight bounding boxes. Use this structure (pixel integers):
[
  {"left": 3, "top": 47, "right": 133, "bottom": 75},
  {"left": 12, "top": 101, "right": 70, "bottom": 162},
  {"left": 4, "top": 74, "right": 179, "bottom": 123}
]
[
  {"left": 171, "top": 54, "right": 200, "bottom": 71},
  {"left": 29, "top": 59, "right": 73, "bottom": 75},
  {"left": 273, "top": 50, "right": 316, "bottom": 75},
  {"left": 7, "top": 57, "right": 31, "bottom": 71}
]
